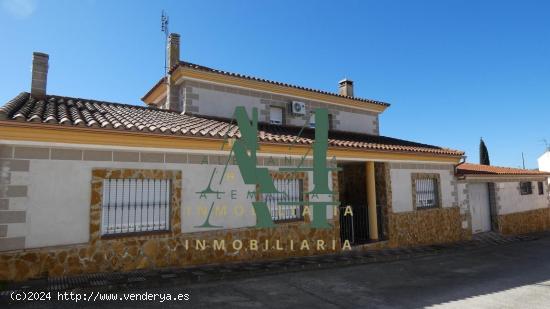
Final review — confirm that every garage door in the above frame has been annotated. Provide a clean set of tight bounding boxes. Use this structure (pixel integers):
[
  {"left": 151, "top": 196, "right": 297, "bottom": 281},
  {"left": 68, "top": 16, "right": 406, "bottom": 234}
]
[{"left": 469, "top": 183, "right": 491, "bottom": 233}]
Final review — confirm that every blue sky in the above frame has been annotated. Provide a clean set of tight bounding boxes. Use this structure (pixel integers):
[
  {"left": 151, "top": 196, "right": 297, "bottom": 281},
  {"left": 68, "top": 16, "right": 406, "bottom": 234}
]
[{"left": 1, "top": 0, "right": 549, "bottom": 168}]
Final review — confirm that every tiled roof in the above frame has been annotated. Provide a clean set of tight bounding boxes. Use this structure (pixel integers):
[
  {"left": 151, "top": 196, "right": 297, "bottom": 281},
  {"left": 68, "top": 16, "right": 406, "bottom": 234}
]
[
  {"left": 162, "top": 61, "right": 391, "bottom": 107},
  {"left": 456, "top": 163, "right": 550, "bottom": 176},
  {"left": 0, "top": 92, "right": 463, "bottom": 156}
]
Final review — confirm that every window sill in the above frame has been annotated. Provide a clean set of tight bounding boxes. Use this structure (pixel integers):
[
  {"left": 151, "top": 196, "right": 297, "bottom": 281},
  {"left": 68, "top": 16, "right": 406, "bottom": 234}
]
[
  {"left": 415, "top": 206, "right": 441, "bottom": 211},
  {"left": 272, "top": 218, "right": 306, "bottom": 224},
  {"left": 100, "top": 229, "right": 172, "bottom": 240}
]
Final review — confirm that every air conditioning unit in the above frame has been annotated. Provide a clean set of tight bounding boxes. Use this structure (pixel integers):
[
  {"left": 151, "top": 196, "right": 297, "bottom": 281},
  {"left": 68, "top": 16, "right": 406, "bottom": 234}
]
[{"left": 291, "top": 101, "right": 306, "bottom": 115}]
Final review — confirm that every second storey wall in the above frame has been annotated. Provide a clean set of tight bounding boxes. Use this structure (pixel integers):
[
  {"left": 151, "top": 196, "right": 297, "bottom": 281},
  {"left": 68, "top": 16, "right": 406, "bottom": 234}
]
[{"left": 179, "top": 79, "right": 380, "bottom": 135}]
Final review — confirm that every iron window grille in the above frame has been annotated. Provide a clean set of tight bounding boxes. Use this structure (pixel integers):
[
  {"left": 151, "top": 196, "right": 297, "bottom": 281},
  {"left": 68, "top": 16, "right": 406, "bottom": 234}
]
[
  {"left": 538, "top": 181, "right": 544, "bottom": 195},
  {"left": 415, "top": 177, "right": 440, "bottom": 209},
  {"left": 260, "top": 178, "right": 304, "bottom": 222},
  {"left": 520, "top": 181, "right": 533, "bottom": 195},
  {"left": 101, "top": 178, "right": 171, "bottom": 235}
]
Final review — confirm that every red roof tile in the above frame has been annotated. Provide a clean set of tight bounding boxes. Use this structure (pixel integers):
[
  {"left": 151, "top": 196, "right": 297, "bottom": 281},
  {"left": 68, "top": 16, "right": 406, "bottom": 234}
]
[
  {"left": 457, "top": 163, "right": 550, "bottom": 176},
  {"left": 0, "top": 92, "right": 463, "bottom": 157}
]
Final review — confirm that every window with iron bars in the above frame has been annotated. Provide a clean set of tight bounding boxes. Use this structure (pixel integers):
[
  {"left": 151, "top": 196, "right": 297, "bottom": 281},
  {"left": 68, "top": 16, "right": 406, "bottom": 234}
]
[
  {"left": 259, "top": 177, "right": 304, "bottom": 222},
  {"left": 520, "top": 181, "right": 533, "bottom": 195},
  {"left": 414, "top": 177, "right": 440, "bottom": 209},
  {"left": 101, "top": 179, "right": 171, "bottom": 236}
]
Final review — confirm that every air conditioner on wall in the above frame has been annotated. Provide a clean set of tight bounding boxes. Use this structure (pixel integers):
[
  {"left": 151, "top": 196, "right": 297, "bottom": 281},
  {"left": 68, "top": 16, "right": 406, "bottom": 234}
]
[{"left": 291, "top": 101, "right": 306, "bottom": 115}]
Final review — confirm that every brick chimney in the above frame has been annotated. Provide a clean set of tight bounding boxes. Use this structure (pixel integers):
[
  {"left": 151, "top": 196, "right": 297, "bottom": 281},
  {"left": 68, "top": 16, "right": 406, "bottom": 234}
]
[
  {"left": 166, "top": 33, "right": 181, "bottom": 111},
  {"left": 338, "top": 79, "right": 354, "bottom": 97},
  {"left": 31, "top": 52, "right": 49, "bottom": 98}
]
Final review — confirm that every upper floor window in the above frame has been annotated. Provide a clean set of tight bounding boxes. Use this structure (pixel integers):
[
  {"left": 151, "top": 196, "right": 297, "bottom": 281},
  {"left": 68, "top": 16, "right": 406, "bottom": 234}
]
[
  {"left": 538, "top": 181, "right": 545, "bottom": 195},
  {"left": 308, "top": 113, "right": 315, "bottom": 128},
  {"left": 270, "top": 106, "right": 283, "bottom": 125},
  {"left": 520, "top": 181, "right": 532, "bottom": 195},
  {"left": 102, "top": 178, "right": 171, "bottom": 235},
  {"left": 413, "top": 175, "right": 440, "bottom": 209},
  {"left": 309, "top": 112, "right": 333, "bottom": 129}
]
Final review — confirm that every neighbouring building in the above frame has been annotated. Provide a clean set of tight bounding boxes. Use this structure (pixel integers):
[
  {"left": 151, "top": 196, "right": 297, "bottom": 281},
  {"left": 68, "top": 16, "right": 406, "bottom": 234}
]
[
  {"left": 538, "top": 150, "right": 550, "bottom": 184},
  {"left": 456, "top": 163, "right": 550, "bottom": 235},
  {"left": 1, "top": 33, "right": 544, "bottom": 282}
]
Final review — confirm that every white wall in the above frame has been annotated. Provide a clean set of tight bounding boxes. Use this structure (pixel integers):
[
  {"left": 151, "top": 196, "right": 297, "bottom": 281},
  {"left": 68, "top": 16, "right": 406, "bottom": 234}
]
[
  {"left": 336, "top": 110, "right": 377, "bottom": 135},
  {"left": 538, "top": 152, "right": 550, "bottom": 185},
  {"left": 22, "top": 155, "right": 334, "bottom": 249},
  {"left": 183, "top": 79, "right": 380, "bottom": 135},
  {"left": 390, "top": 166, "right": 456, "bottom": 213},
  {"left": 190, "top": 86, "right": 264, "bottom": 119},
  {"left": 496, "top": 181, "right": 549, "bottom": 215}
]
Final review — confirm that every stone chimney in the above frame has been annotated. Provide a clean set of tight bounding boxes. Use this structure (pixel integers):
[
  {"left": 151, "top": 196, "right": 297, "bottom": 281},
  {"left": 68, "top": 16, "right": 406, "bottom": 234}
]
[
  {"left": 167, "top": 33, "right": 181, "bottom": 111},
  {"left": 338, "top": 79, "right": 354, "bottom": 97},
  {"left": 31, "top": 52, "right": 49, "bottom": 98},
  {"left": 167, "top": 33, "right": 180, "bottom": 70}
]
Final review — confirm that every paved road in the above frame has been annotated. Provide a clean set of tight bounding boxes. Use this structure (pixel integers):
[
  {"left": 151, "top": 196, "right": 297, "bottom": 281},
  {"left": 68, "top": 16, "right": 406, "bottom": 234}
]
[{"left": 7, "top": 236, "right": 550, "bottom": 308}]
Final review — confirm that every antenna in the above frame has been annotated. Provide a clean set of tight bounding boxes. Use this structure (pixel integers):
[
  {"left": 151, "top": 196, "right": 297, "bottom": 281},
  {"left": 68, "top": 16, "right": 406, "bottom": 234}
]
[
  {"left": 161, "top": 10, "right": 169, "bottom": 79},
  {"left": 522, "top": 152, "right": 525, "bottom": 169},
  {"left": 541, "top": 139, "right": 550, "bottom": 152}
]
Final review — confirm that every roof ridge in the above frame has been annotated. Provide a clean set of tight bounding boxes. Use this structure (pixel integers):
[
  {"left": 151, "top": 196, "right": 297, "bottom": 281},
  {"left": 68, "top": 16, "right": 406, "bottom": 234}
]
[
  {"left": 457, "top": 163, "right": 550, "bottom": 175},
  {"left": 460, "top": 163, "right": 537, "bottom": 171},
  {"left": 176, "top": 61, "right": 391, "bottom": 106}
]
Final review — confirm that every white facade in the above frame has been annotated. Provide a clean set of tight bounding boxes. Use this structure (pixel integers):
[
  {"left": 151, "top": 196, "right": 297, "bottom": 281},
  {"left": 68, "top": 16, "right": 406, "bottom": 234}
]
[
  {"left": 2, "top": 143, "right": 335, "bottom": 250},
  {"left": 457, "top": 177, "right": 550, "bottom": 234},
  {"left": 389, "top": 163, "right": 457, "bottom": 213},
  {"left": 538, "top": 151, "right": 550, "bottom": 184},
  {"left": 496, "top": 181, "right": 548, "bottom": 215}
]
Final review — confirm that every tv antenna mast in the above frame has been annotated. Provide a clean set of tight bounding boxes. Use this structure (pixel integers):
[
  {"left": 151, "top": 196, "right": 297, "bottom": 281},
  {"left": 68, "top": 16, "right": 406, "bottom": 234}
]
[
  {"left": 541, "top": 139, "right": 550, "bottom": 152},
  {"left": 161, "top": 10, "right": 169, "bottom": 79}
]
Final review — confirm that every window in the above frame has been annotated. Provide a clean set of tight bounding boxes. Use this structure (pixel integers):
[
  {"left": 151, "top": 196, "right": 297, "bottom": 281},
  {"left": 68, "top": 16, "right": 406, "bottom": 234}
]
[
  {"left": 538, "top": 181, "right": 545, "bottom": 195},
  {"left": 259, "top": 176, "right": 304, "bottom": 222},
  {"left": 414, "top": 176, "right": 440, "bottom": 209},
  {"left": 309, "top": 113, "right": 333, "bottom": 130},
  {"left": 269, "top": 106, "right": 283, "bottom": 125},
  {"left": 102, "top": 179, "right": 171, "bottom": 235},
  {"left": 308, "top": 113, "right": 315, "bottom": 128},
  {"left": 520, "top": 181, "right": 532, "bottom": 195}
]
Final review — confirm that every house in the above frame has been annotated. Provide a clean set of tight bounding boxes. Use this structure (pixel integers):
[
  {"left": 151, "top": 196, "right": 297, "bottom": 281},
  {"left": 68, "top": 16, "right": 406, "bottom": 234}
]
[
  {"left": 538, "top": 150, "right": 550, "bottom": 184},
  {"left": 0, "top": 33, "right": 471, "bottom": 281},
  {"left": 456, "top": 163, "right": 550, "bottom": 235}
]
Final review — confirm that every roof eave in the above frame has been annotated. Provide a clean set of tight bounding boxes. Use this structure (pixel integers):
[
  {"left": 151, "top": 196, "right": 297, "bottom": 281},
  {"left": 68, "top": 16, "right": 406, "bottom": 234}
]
[
  {"left": 457, "top": 173, "right": 550, "bottom": 180},
  {"left": 142, "top": 77, "right": 167, "bottom": 104},
  {"left": 0, "top": 120, "right": 461, "bottom": 163}
]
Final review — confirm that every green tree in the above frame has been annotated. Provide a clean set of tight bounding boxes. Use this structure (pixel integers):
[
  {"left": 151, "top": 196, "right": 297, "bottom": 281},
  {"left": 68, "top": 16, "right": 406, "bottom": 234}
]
[{"left": 479, "top": 138, "right": 490, "bottom": 165}]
